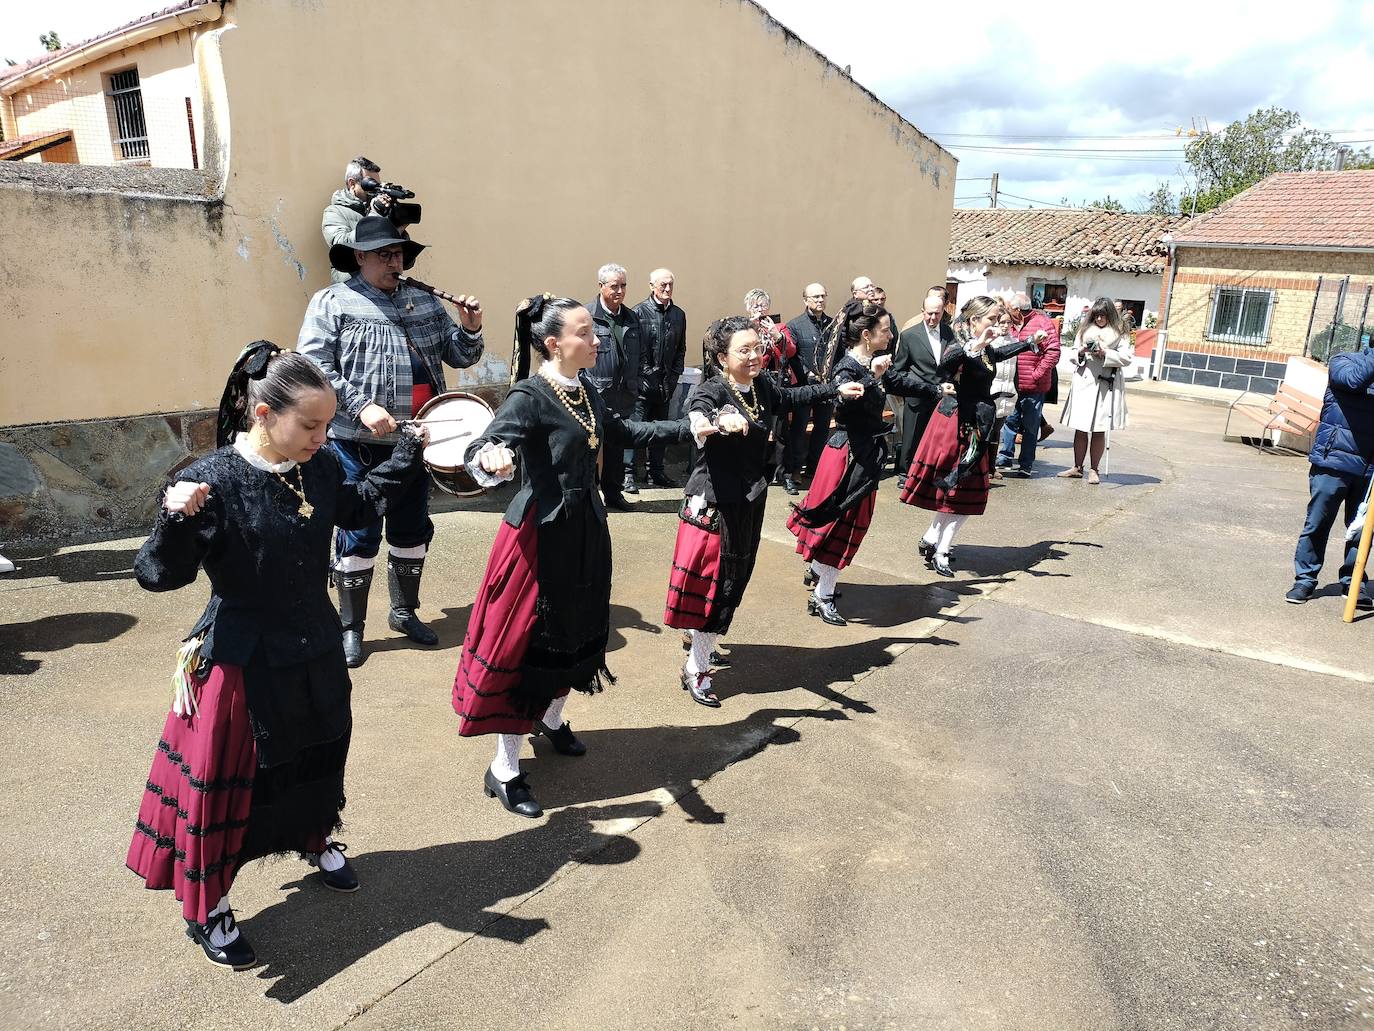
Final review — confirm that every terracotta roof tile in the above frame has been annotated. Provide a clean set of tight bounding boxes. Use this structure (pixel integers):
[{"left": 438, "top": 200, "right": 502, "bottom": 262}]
[
  {"left": 948, "top": 208, "right": 1189, "bottom": 273},
  {"left": 1175, "top": 171, "right": 1374, "bottom": 250}
]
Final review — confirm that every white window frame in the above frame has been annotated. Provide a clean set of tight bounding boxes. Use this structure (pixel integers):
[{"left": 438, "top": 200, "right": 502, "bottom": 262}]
[{"left": 1206, "top": 286, "right": 1275, "bottom": 345}]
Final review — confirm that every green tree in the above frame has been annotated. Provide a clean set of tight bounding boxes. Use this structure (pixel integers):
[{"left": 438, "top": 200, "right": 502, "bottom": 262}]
[
  {"left": 1085, "top": 195, "right": 1126, "bottom": 212},
  {"left": 39, "top": 31, "right": 62, "bottom": 52},
  {"left": 1138, "top": 181, "right": 1178, "bottom": 216},
  {"left": 1180, "top": 107, "right": 1348, "bottom": 213}
]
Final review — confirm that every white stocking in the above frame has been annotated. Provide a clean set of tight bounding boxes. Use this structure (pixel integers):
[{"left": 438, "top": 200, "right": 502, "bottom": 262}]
[
  {"left": 937, "top": 514, "right": 967, "bottom": 558},
  {"left": 335, "top": 554, "right": 376, "bottom": 573},
  {"left": 540, "top": 694, "right": 567, "bottom": 730},
  {"left": 685, "top": 630, "right": 718, "bottom": 678},
  {"left": 813, "top": 562, "right": 841, "bottom": 601},
  {"left": 922, "top": 514, "right": 946, "bottom": 547},
  {"left": 491, "top": 733, "right": 522, "bottom": 782},
  {"left": 389, "top": 543, "right": 427, "bottom": 560},
  {"left": 205, "top": 896, "right": 239, "bottom": 945}
]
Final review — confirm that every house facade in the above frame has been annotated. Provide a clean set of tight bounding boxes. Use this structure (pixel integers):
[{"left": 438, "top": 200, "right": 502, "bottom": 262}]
[
  {"left": 1158, "top": 170, "right": 1374, "bottom": 395},
  {"left": 947, "top": 208, "right": 1185, "bottom": 331},
  {"left": 0, "top": 1, "right": 224, "bottom": 168}
]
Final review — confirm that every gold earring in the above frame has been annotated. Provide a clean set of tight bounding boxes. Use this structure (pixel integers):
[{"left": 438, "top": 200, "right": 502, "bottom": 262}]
[{"left": 252, "top": 424, "right": 271, "bottom": 448}]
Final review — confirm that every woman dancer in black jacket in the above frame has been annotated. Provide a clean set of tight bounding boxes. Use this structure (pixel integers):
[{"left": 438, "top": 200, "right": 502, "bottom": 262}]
[
  {"left": 787, "top": 299, "right": 897, "bottom": 625},
  {"left": 453, "top": 296, "right": 691, "bottom": 819},
  {"left": 127, "top": 343, "right": 427, "bottom": 970},
  {"left": 664, "top": 316, "right": 863, "bottom": 706},
  {"left": 892, "top": 296, "right": 1041, "bottom": 575}
]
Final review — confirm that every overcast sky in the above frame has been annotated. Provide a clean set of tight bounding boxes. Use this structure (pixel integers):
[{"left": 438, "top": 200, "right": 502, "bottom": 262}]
[{"left": 7, "top": 0, "right": 1373, "bottom": 211}]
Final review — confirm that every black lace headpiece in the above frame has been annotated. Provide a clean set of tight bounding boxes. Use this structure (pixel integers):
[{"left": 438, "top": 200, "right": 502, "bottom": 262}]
[{"left": 216, "top": 340, "right": 282, "bottom": 447}]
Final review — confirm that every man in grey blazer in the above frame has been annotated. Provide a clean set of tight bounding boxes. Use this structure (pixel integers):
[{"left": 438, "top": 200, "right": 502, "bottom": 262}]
[{"left": 891, "top": 293, "right": 956, "bottom": 487}]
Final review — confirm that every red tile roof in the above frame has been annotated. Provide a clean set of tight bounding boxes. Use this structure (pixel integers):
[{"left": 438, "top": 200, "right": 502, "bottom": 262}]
[
  {"left": 1173, "top": 171, "right": 1374, "bottom": 251},
  {"left": 0, "top": 2, "right": 211, "bottom": 87},
  {"left": 949, "top": 208, "right": 1189, "bottom": 273}
]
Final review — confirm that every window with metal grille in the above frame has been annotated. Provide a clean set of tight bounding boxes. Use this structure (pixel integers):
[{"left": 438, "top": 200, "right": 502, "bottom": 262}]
[
  {"left": 108, "top": 68, "right": 149, "bottom": 161},
  {"left": 1207, "top": 286, "right": 1274, "bottom": 345}
]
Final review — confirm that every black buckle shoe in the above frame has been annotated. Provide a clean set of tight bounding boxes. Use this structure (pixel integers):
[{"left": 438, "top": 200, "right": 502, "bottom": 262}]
[
  {"left": 807, "top": 595, "right": 848, "bottom": 626},
  {"left": 186, "top": 908, "right": 257, "bottom": 970},
  {"left": 603, "top": 492, "right": 633, "bottom": 512},
  {"left": 537, "top": 720, "right": 587, "bottom": 756},
  {"left": 648, "top": 471, "right": 677, "bottom": 487},
  {"left": 680, "top": 666, "right": 721, "bottom": 708},
  {"left": 803, "top": 564, "right": 819, "bottom": 588},
  {"left": 307, "top": 841, "right": 359, "bottom": 893},
  {"left": 484, "top": 768, "right": 543, "bottom": 818},
  {"left": 932, "top": 556, "right": 955, "bottom": 578},
  {"left": 918, "top": 540, "right": 935, "bottom": 568},
  {"left": 622, "top": 473, "right": 640, "bottom": 495},
  {"left": 782, "top": 475, "right": 800, "bottom": 496}
]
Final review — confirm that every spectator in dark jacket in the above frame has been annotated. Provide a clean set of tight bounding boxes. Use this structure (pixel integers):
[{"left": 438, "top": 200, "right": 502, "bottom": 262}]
[
  {"left": 587, "top": 263, "right": 643, "bottom": 509},
  {"left": 783, "top": 283, "right": 836, "bottom": 485},
  {"left": 630, "top": 268, "right": 687, "bottom": 487},
  {"left": 995, "top": 292, "right": 1061, "bottom": 476},
  {"left": 1287, "top": 348, "right": 1374, "bottom": 604}
]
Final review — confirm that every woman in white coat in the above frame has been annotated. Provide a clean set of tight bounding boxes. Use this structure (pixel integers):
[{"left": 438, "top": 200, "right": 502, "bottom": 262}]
[{"left": 1059, "top": 298, "right": 1131, "bottom": 484}]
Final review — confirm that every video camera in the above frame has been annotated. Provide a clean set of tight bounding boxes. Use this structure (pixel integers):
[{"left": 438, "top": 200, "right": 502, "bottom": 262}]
[{"left": 360, "top": 177, "right": 422, "bottom": 226}]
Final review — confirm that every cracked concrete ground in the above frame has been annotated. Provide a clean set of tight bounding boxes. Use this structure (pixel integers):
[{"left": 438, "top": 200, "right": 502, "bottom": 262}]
[{"left": 2, "top": 391, "right": 1371, "bottom": 1030}]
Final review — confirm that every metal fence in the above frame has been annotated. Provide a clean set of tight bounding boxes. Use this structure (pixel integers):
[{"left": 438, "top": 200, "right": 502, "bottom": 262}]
[
  {"left": 2, "top": 74, "right": 200, "bottom": 169},
  {"left": 1305, "top": 275, "right": 1374, "bottom": 361}
]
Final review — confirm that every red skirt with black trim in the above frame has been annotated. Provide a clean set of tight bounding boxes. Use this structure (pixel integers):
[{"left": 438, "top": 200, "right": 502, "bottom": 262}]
[
  {"left": 125, "top": 664, "right": 330, "bottom": 924},
  {"left": 663, "top": 519, "right": 722, "bottom": 630},
  {"left": 786, "top": 442, "right": 876, "bottom": 570},
  {"left": 900, "top": 408, "right": 991, "bottom": 516}
]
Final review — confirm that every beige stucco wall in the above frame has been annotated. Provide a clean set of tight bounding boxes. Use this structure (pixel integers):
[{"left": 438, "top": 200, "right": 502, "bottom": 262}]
[
  {"left": 1168, "top": 246, "right": 1374, "bottom": 356},
  {"left": 4, "top": 28, "right": 207, "bottom": 168},
  {"left": 4, "top": 0, "right": 954, "bottom": 428}
]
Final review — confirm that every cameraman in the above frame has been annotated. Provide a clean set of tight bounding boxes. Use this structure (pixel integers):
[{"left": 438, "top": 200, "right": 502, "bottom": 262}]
[{"left": 322, "top": 156, "right": 412, "bottom": 284}]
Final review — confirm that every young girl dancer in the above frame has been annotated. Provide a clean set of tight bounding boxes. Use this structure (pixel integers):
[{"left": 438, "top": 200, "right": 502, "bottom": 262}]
[{"left": 128, "top": 343, "right": 427, "bottom": 969}]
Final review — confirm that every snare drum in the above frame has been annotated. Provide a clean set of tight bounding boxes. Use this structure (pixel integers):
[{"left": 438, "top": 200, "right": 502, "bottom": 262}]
[{"left": 413, "top": 391, "right": 496, "bottom": 497}]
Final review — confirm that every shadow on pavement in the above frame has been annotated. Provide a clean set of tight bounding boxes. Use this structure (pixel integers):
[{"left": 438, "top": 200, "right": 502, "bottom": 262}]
[
  {"left": 250, "top": 800, "right": 662, "bottom": 1004},
  {"left": 0, "top": 610, "right": 139, "bottom": 674},
  {"left": 364, "top": 604, "right": 474, "bottom": 657},
  {"left": 1, "top": 546, "right": 141, "bottom": 585},
  {"left": 951, "top": 538, "right": 1102, "bottom": 579},
  {"left": 529, "top": 707, "right": 852, "bottom": 816}
]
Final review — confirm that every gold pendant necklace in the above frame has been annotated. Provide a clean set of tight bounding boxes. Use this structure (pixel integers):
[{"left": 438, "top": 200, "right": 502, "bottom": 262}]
[
  {"left": 273, "top": 466, "right": 314, "bottom": 519},
  {"left": 541, "top": 370, "right": 600, "bottom": 449},
  {"left": 724, "top": 377, "right": 761, "bottom": 422}
]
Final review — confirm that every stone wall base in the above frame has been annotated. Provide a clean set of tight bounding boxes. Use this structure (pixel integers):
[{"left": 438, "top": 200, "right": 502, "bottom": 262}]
[{"left": 0, "top": 386, "right": 511, "bottom": 545}]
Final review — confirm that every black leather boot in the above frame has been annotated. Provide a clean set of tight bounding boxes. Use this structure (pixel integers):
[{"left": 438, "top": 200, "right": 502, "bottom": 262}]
[
  {"left": 336, "top": 567, "right": 373, "bottom": 668},
  {"left": 387, "top": 556, "right": 438, "bottom": 646}
]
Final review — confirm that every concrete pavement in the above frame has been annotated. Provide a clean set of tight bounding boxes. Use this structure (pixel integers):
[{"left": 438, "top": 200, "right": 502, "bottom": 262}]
[{"left": 2, "top": 391, "right": 1371, "bottom": 1030}]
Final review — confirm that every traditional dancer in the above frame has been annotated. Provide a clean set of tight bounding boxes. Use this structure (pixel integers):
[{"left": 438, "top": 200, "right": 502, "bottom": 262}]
[
  {"left": 664, "top": 316, "right": 864, "bottom": 706},
  {"left": 894, "top": 296, "right": 1041, "bottom": 576},
  {"left": 127, "top": 343, "right": 428, "bottom": 969},
  {"left": 454, "top": 296, "right": 691, "bottom": 819},
  {"left": 1059, "top": 297, "right": 1132, "bottom": 484},
  {"left": 787, "top": 299, "right": 895, "bottom": 626}
]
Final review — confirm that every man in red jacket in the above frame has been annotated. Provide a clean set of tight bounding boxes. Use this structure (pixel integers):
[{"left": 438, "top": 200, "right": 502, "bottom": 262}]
[{"left": 996, "top": 292, "right": 1061, "bottom": 477}]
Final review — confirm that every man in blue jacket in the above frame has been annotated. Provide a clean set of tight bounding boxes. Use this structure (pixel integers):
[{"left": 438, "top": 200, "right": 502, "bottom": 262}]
[{"left": 1286, "top": 347, "right": 1374, "bottom": 604}]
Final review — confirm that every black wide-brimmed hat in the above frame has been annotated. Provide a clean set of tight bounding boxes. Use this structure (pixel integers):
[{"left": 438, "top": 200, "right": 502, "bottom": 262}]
[{"left": 329, "top": 215, "right": 426, "bottom": 273}]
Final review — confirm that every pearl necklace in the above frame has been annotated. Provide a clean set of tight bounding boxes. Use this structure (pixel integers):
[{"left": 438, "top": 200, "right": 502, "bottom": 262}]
[
  {"left": 723, "top": 376, "right": 761, "bottom": 422},
  {"left": 540, "top": 369, "right": 599, "bottom": 449},
  {"left": 273, "top": 466, "right": 314, "bottom": 519}
]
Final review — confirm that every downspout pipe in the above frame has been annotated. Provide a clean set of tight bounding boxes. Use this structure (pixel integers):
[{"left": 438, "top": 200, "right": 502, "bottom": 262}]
[{"left": 1154, "top": 236, "right": 1179, "bottom": 380}]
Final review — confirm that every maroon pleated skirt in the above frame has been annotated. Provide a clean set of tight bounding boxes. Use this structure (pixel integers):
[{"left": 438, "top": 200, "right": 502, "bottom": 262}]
[
  {"left": 663, "top": 518, "right": 722, "bottom": 631},
  {"left": 900, "top": 408, "right": 991, "bottom": 516},
  {"left": 454, "top": 514, "right": 571, "bottom": 737},
  {"left": 787, "top": 442, "right": 876, "bottom": 570}
]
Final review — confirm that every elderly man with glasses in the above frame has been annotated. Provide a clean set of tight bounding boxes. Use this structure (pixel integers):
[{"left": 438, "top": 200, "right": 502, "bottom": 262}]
[{"left": 299, "top": 216, "right": 485, "bottom": 667}]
